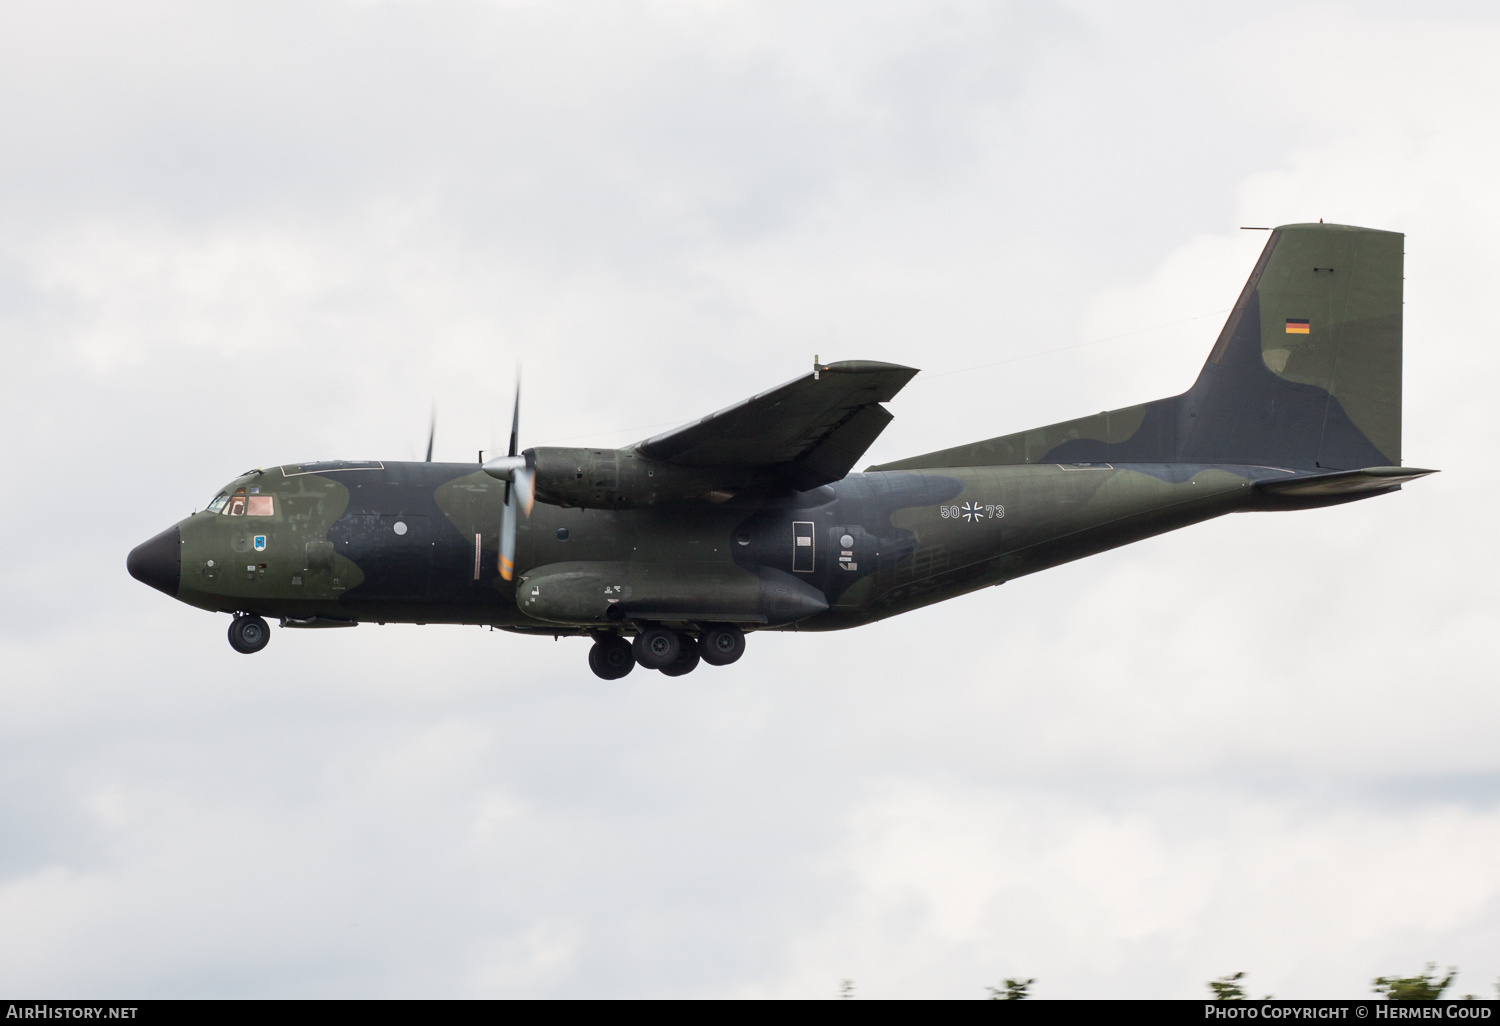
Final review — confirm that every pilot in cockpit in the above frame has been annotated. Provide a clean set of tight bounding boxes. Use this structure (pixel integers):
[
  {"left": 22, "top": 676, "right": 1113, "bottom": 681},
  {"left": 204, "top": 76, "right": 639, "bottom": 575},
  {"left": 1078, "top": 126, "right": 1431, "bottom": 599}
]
[{"left": 205, "top": 488, "right": 274, "bottom": 517}]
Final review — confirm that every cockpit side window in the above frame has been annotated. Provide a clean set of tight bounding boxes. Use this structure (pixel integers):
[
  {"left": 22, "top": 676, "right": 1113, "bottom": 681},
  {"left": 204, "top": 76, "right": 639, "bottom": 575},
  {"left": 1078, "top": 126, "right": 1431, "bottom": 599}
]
[
  {"left": 246, "top": 495, "right": 274, "bottom": 516},
  {"left": 224, "top": 495, "right": 247, "bottom": 516}
]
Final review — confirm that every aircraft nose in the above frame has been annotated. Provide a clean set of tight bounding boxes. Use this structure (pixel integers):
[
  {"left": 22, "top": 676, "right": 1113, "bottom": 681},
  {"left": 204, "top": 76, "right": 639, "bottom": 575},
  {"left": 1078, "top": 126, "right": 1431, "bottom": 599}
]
[{"left": 127, "top": 525, "right": 181, "bottom": 597}]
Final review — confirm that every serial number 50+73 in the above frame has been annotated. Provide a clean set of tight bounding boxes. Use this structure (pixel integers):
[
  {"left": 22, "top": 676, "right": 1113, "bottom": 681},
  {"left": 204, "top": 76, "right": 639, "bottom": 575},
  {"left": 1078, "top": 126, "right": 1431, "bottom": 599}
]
[{"left": 940, "top": 502, "right": 1004, "bottom": 522}]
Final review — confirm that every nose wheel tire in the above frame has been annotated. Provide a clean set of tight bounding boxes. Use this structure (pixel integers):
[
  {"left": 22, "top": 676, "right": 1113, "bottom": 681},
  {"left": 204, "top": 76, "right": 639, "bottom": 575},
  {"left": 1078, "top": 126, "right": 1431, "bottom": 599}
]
[
  {"left": 698, "top": 623, "right": 745, "bottom": 666},
  {"left": 659, "top": 636, "right": 701, "bottom": 676},
  {"left": 588, "top": 636, "right": 635, "bottom": 680},
  {"left": 228, "top": 614, "right": 271, "bottom": 654},
  {"left": 632, "top": 627, "right": 681, "bottom": 670}
]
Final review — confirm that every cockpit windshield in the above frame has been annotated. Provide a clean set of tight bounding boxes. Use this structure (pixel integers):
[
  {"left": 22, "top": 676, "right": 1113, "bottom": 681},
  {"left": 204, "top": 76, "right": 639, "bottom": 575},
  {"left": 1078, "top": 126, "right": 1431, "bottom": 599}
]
[{"left": 209, "top": 487, "right": 274, "bottom": 516}]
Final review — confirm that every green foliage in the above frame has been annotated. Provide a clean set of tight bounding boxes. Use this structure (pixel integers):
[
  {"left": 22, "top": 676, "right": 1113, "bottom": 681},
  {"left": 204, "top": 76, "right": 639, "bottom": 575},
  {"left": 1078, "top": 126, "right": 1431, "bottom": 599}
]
[
  {"left": 1372, "top": 963, "right": 1457, "bottom": 1000},
  {"left": 987, "top": 978, "right": 1034, "bottom": 1000},
  {"left": 1210, "top": 972, "right": 1249, "bottom": 1000},
  {"left": 1209, "top": 971, "right": 1271, "bottom": 1000},
  {"left": 838, "top": 979, "right": 854, "bottom": 1000}
]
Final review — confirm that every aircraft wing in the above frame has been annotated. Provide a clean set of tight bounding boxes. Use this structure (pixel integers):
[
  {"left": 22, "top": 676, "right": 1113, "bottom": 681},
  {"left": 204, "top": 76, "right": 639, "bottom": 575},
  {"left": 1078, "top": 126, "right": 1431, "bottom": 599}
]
[{"left": 634, "top": 360, "right": 919, "bottom": 489}]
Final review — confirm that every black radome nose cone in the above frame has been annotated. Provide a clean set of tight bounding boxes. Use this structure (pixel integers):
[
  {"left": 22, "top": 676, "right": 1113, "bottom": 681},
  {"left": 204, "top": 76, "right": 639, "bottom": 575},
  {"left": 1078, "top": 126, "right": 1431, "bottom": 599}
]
[{"left": 127, "top": 525, "right": 181, "bottom": 597}]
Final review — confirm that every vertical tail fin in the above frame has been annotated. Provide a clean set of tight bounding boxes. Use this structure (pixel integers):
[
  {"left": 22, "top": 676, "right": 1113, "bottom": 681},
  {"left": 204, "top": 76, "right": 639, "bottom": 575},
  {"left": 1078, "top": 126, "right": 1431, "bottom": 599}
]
[
  {"left": 1182, "top": 222, "right": 1403, "bottom": 468},
  {"left": 872, "top": 222, "right": 1404, "bottom": 472}
]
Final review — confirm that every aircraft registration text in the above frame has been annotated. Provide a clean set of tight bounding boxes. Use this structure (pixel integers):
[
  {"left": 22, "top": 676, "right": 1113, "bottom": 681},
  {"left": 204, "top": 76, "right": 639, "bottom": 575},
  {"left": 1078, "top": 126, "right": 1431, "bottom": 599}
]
[{"left": 940, "top": 502, "right": 1004, "bottom": 522}]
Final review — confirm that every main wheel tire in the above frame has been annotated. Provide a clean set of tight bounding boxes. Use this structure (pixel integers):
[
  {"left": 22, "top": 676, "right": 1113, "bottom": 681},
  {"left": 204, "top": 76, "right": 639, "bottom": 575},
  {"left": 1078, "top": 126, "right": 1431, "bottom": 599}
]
[
  {"left": 698, "top": 623, "right": 745, "bottom": 666},
  {"left": 632, "top": 627, "right": 680, "bottom": 670},
  {"left": 659, "top": 636, "right": 701, "bottom": 676},
  {"left": 589, "top": 637, "right": 635, "bottom": 680},
  {"left": 227, "top": 614, "right": 271, "bottom": 654}
]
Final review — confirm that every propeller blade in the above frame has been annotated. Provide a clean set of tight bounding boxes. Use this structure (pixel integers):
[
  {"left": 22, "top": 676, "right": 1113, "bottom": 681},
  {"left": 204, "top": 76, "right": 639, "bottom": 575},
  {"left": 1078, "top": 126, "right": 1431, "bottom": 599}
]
[
  {"left": 498, "top": 370, "right": 524, "bottom": 581},
  {"left": 507, "top": 376, "right": 521, "bottom": 458},
  {"left": 497, "top": 461, "right": 534, "bottom": 582},
  {"left": 499, "top": 489, "right": 517, "bottom": 581},
  {"left": 515, "top": 466, "right": 535, "bottom": 516}
]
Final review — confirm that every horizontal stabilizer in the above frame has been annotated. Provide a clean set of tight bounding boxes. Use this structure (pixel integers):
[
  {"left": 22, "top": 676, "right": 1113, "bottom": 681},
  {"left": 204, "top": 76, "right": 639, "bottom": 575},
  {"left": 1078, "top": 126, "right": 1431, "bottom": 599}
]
[
  {"left": 1256, "top": 466, "right": 1437, "bottom": 498},
  {"left": 1249, "top": 465, "right": 1436, "bottom": 509}
]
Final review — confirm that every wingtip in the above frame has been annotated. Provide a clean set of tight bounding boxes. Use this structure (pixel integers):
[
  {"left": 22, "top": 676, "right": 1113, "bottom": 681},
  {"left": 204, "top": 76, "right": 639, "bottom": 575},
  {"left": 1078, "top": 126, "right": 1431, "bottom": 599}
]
[{"left": 819, "top": 359, "right": 919, "bottom": 376}]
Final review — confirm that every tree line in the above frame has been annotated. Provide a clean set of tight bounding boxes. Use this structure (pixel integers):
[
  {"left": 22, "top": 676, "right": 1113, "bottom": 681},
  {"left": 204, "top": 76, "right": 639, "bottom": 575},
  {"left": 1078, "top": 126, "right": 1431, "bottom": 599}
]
[{"left": 834, "top": 965, "right": 1499, "bottom": 999}]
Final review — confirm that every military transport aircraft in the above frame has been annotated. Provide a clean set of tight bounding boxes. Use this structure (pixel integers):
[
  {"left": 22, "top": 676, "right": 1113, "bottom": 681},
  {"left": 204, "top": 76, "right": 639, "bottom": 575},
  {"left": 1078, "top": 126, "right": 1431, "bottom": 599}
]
[{"left": 128, "top": 222, "right": 1433, "bottom": 679}]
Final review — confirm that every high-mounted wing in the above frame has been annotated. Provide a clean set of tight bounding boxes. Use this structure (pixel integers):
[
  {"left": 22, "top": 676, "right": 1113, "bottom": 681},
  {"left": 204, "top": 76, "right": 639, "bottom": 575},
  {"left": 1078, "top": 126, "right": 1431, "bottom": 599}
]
[{"left": 634, "top": 360, "right": 919, "bottom": 490}]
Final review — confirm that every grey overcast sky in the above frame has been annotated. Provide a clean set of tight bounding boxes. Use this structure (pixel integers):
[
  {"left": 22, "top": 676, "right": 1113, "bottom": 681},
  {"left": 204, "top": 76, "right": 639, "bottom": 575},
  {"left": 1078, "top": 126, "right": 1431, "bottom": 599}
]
[{"left": 2, "top": 0, "right": 1498, "bottom": 999}]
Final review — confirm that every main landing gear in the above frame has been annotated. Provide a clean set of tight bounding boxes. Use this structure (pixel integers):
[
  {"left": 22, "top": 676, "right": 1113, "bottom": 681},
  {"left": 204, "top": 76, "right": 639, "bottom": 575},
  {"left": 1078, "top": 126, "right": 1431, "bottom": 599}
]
[
  {"left": 699, "top": 624, "right": 746, "bottom": 666},
  {"left": 588, "top": 636, "right": 635, "bottom": 680},
  {"left": 660, "top": 637, "right": 700, "bottom": 677},
  {"left": 587, "top": 623, "right": 745, "bottom": 680},
  {"left": 227, "top": 614, "right": 271, "bottom": 654},
  {"left": 633, "top": 627, "right": 680, "bottom": 669}
]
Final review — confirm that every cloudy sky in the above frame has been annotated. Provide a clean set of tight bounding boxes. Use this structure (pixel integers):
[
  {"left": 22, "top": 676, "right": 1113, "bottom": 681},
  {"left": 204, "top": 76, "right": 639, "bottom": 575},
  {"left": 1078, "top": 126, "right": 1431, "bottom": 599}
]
[{"left": 2, "top": 0, "right": 1498, "bottom": 999}]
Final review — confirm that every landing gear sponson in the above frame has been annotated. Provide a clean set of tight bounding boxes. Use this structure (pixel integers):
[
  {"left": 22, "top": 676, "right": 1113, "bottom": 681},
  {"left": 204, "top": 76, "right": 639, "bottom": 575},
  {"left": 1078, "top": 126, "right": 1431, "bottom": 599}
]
[{"left": 588, "top": 623, "right": 745, "bottom": 680}]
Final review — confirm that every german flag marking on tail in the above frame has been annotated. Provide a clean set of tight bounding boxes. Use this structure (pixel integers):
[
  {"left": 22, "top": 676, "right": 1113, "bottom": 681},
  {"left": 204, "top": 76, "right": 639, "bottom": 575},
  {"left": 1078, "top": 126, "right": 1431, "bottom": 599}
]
[{"left": 1285, "top": 318, "right": 1311, "bottom": 334}]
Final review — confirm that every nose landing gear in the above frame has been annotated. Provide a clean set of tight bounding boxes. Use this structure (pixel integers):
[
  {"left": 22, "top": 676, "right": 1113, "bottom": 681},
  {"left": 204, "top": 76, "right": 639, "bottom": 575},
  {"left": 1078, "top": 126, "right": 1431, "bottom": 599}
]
[{"left": 228, "top": 614, "right": 271, "bottom": 654}]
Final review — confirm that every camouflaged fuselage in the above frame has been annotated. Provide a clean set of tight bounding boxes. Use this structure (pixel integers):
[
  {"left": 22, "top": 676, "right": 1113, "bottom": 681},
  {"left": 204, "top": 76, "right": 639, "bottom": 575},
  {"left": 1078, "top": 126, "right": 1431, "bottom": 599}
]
[{"left": 169, "top": 459, "right": 1311, "bottom": 633}]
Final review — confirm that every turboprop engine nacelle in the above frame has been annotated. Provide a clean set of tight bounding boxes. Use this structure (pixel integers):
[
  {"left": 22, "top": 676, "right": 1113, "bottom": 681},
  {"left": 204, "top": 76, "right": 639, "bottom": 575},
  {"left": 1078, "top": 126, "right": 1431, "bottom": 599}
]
[{"left": 486, "top": 447, "right": 757, "bottom": 510}]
